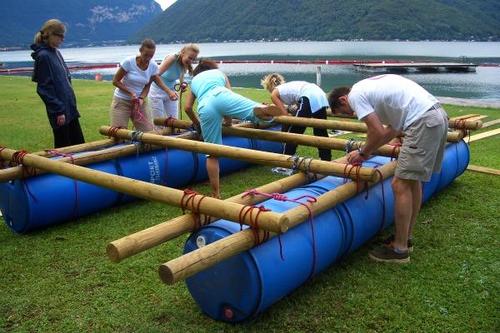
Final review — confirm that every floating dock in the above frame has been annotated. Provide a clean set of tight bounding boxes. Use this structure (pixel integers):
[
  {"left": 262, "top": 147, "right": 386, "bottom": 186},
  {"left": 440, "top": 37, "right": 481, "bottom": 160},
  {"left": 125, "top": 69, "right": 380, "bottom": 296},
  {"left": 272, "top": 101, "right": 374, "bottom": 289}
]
[{"left": 354, "top": 62, "right": 478, "bottom": 73}]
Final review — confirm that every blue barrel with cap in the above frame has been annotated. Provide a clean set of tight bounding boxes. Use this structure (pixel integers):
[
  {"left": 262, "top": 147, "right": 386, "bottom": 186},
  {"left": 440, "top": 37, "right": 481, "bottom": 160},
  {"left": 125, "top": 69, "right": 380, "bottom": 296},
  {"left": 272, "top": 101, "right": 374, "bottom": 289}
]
[{"left": 184, "top": 141, "right": 469, "bottom": 322}]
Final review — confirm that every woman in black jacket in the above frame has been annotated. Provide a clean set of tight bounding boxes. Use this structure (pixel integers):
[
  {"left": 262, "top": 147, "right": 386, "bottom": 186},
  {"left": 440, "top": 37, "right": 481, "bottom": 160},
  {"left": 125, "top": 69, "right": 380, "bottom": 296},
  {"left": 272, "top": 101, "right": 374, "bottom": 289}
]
[{"left": 31, "top": 19, "right": 85, "bottom": 148}]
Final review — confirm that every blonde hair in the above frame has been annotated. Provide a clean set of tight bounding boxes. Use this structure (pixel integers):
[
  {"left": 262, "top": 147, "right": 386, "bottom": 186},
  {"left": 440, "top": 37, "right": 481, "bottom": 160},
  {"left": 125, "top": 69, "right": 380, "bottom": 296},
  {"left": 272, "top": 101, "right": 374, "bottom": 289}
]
[
  {"left": 33, "top": 19, "right": 66, "bottom": 44},
  {"left": 177, "top": 43, "right": 200, "bottom": 75},
  {"left": 261, "top": 73, "right": 285, "bottom": 92}
]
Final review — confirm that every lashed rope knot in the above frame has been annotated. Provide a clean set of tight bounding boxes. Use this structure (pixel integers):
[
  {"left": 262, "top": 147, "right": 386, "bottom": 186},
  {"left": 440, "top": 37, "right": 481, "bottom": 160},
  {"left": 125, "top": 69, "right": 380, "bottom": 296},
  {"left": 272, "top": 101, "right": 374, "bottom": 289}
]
[
  {"left": 388, "top": 141, "right": 402, "bottom": 161},
  {"left": 130, "top": 130, "right": 145, "bottom": 156},
  {"left": 344, "top": 138, "right": 361, "bottom": 154},
  {"left": 287, "top": 155, "right": 316, "bottom": 180},
  {"left": 163, "top": 116, "right": 176, "bottom": 133},
  {"left": 107, "top": 126, "right": 124, "bottom": 139},
  {"left": 241, "top": 189, "right": 318, "bottom": 278},
  {"left": 10, "top": 150, "right": 38, "bottom": 202},
  {"left": 238, "top": 204, "right": 271, "bottom": 246},
  {"left": 180, "top": 188, "right": 210, "bottom": 230}
]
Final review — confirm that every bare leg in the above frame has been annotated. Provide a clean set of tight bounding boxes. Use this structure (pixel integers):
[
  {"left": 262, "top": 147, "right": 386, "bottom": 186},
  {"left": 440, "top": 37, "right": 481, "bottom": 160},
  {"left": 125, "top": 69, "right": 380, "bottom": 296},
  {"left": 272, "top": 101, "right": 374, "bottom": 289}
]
[
  {"left": 408, "top": 181, "right": 422, "bottom": 238},
  {"left": 206, "top": 156, "right": 220, "bottom": 199},
  {"left": 391, "top": 177, "right": 416, "bottom": 252},
  {"left": 253, "top": 104, "right": 286, "bottom": 119}
]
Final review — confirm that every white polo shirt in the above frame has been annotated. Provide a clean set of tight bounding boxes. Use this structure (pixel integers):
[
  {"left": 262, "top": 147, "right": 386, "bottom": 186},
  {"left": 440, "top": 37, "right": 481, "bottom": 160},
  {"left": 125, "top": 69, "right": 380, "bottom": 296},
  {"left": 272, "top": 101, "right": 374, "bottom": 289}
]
[{"left": 348, "top": 74, "right": 438, "bottom": 130}]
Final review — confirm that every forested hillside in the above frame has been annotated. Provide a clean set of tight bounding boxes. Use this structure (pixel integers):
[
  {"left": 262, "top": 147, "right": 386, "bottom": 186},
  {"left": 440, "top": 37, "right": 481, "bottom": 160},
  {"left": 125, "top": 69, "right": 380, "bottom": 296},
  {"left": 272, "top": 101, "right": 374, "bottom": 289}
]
[{"left": 135, "top": 0, "right": 500, "bottom": 42}]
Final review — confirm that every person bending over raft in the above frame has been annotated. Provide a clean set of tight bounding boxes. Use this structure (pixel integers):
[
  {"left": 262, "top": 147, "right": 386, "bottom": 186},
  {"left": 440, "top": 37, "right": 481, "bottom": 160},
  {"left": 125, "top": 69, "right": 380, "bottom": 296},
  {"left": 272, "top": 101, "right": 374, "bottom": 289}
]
[
  {"left": 149, "top": 43, "right": 199, "bottom": 124},
  {"left": 261, "top": 73, "right": 331, "bottom": 161},
  {"left": 184, "top": 60, "right": 283, "bottom": 198},
  {"left": 328, "top": 74, "right": 448, "bottom": 264},
  {"left": 111, "top": 39, "right": 172, "bottom": 132}
]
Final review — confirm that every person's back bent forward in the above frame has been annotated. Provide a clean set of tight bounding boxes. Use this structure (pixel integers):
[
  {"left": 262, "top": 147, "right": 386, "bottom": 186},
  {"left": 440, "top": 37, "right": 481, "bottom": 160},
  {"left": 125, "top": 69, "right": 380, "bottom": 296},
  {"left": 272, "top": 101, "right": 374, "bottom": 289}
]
[
  {"left": 184, "top": 60, "right": 284, "bottom": 198},
  {"left": 328, "top": 74, "right": 448, "bottom": 263}
]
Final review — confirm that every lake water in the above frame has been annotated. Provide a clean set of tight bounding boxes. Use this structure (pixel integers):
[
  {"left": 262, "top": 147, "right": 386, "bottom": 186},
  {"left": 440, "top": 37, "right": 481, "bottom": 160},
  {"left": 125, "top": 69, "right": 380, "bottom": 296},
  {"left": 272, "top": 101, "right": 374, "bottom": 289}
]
[{"left": 2, "top": 41, "right": 500, "bottom": 100}]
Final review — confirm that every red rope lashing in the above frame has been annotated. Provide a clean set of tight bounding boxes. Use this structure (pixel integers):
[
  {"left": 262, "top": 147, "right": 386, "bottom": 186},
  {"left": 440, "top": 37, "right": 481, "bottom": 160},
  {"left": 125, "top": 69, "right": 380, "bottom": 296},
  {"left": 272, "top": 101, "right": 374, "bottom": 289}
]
[
  {"left": 131, "top": 98, "right": 148, "bottom": 124},
  {"left": 180, "top": 189, "right": 208, "bottom": 230},
  {"left": 241, "top": 190, "right": 318, "bottom": 275},
  {"left": 343, "top": 163, "right": 366, "bottom": 194},
  {"left": 11, "top": 150, "right": 38, "bottom": 202},
  {"left": 389, "top": 142, "right": 401, "bottom": 161},
  {"left": 238, "top": 205, "right": 271, "bottom": 247},
  {"left": 107, "top": 126, "right": 124, "bottom": 139},
  {"left": 452, "top": 119, "right": 471, "bottom": 143},
  {"left": 45, "top": 149, "right": 80, "bottom": 219},
  {"left": 12, "top": 150, "right": 37, "bottom": 177},
  {"left": 164, "top": 116, "right": 176, "bottom": 133}
]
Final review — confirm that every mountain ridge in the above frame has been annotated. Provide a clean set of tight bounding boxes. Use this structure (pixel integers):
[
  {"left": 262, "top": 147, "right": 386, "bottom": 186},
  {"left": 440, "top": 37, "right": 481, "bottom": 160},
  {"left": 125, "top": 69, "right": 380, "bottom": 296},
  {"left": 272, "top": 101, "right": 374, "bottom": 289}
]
[
  {"left": 135, "top": 0, "right": 500, "bottom": 43},
  {"left": 0, "top": 0, "right": 162, "bottom": 47}
]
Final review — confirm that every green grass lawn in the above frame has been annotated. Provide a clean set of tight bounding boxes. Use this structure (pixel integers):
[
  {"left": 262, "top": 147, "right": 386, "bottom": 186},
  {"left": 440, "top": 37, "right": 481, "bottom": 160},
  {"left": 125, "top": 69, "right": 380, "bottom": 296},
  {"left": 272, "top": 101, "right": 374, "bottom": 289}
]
[{"left": 0, "top": 76, "right": 499, "bottom": 332}]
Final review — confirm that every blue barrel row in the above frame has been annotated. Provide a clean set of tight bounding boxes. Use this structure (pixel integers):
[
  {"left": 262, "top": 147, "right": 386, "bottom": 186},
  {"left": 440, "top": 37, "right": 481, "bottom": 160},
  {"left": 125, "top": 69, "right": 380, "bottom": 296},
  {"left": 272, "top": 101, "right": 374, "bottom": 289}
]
[
  {"left": 0, "top": 135, "right": 283, "bottom": 233},
  {"left": 184, "top": 141, "right": 470, "bottom": 322}
]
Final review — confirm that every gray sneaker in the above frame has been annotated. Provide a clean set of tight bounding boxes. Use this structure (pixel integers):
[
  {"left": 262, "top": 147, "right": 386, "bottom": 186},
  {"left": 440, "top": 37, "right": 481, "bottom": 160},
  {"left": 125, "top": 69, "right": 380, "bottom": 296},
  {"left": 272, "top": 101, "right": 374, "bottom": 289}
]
[
  {"left": 369, "top": 245, "right": 410, "bottom": 264},
  {"left": 383, "top": 234, "right": 414, "bottom": 253}
]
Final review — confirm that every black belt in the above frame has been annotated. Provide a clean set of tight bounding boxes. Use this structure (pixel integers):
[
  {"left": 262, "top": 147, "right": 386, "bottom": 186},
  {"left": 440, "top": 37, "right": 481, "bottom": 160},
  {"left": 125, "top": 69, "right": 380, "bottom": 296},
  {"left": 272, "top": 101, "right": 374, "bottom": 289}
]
[{"left": 427, "top": 103, "right": 441, "bottom": 111}]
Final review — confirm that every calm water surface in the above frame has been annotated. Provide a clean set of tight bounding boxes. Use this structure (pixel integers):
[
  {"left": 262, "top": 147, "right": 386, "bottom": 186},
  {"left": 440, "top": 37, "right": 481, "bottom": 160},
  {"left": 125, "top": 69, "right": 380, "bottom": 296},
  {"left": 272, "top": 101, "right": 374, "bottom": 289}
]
[{"left": 1, "top": 41, "right": 500, "bottom": 100}]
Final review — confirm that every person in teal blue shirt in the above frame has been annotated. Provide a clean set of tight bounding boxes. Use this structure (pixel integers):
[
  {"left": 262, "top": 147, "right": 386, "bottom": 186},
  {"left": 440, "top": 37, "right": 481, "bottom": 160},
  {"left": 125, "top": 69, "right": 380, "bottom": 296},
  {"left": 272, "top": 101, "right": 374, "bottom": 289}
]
[
  {"left": 184, "top": 59, "right": 285, "bottom": 198},
  {"left": 149, "top": 44, "right": 199, "bottom": 125}
]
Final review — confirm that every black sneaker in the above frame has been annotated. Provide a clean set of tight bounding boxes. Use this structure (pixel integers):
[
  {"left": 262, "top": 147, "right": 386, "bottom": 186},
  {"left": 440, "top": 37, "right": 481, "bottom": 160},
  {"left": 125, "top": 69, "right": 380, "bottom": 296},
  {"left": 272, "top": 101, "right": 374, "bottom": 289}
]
[
  {"left": 383, "top": 234, "right": 413, "bottom": 253},
  {"left": 369, "top": 245, "right": 410, "bottom": 263}
]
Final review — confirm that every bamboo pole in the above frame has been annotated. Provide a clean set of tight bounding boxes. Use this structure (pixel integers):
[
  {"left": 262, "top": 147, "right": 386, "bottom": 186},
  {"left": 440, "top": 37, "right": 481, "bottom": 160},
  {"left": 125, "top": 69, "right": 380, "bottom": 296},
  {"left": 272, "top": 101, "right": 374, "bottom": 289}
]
[
  {"left": 481, "top": 119, "right": 500, "bottom": 129},
  {"left": 107, "top": 172, "right": 314, "bottom": 262},
  {"left": 449, "top": 114, "right": 480, "bottom": 120},
  {"left": 467, "top": 164, "right": 500, "bottom": 176},
  {"left": 0, "top": 148, "right": 289, "bottom": 233},
  {"left": 99, "top": 126, "right": 379, "bottom": 182},
  {"left": 155, "top": 116, "right": 466, "bottom": 143},
  {"left": 154, "top": 117, "right": 400, "bottom": 157},
  {"left": 468, "top": 128, "right": 500, "bottom": 142},
  {"left": 274, "top": 115, "right": 476, "bottom": 139},
  {"left": 447, "top": 118, "right": 483, "bottom": 130},
  {"left": 0, "top": 132, "right": 196, "bottom": 182},
  {"left": 109, "top": 156, "right": 349, "bottom": 262},
  {"left": 159, "top": 161, "right": 397, "bottom": 284}
]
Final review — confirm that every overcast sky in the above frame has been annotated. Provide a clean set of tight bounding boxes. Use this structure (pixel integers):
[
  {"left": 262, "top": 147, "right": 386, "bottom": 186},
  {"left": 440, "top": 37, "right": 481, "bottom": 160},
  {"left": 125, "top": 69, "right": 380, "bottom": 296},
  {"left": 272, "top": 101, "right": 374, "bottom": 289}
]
[{"left": 154, "top": 0, "right": 177, "bottom": 10}]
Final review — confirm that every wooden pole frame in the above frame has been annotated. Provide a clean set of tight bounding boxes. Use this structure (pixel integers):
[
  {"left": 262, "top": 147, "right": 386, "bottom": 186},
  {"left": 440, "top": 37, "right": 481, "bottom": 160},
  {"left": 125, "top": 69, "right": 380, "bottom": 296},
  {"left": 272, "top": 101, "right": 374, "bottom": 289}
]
[
  {"left": 0, "top": 132, "right": 196, "bottom": 182},
  {"left": 158, "top": 161, "right": 396, "bottom": 284},
  {"left": 99, "top": 126, "right": 380, "bottom": 182},
  {"left": 0, "top": 147, "right": 289, "bottom": 233},
  {"left": 107, "top": 172, "right": 315, "bottom": 262},
  {"left": 154, "top": 118, "right": 402, "bottom": 157}
]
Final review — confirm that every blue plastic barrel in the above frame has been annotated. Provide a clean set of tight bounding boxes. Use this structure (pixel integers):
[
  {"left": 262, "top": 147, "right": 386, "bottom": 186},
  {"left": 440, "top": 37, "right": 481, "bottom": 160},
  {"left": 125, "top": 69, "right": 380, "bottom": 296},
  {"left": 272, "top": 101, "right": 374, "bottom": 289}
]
[
  {"left": 0, "top": 161, "right": 121, "bottom": 233},
  {"left": 0, "top": 134, "right": 283, "bottom": 233},
  {"left": 436, "top": 140, "right": 469, "bottom": 192},
  {"left": 184, "top": 141, "right": 470, "bottom": 322}
]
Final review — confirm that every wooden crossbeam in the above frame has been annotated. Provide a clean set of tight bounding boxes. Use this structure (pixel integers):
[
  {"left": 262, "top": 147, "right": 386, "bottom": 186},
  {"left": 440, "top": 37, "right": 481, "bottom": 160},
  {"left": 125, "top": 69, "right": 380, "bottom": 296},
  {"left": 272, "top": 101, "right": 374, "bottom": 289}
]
[
  {"left": 482, "top": 119, "right": 500, "bottom": 128},
  {"left": 469, "top": 128, "right": 500, "bottom": 142},
  {"left": 467, "top": 165, "right": 500, "bottom": 176}
]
